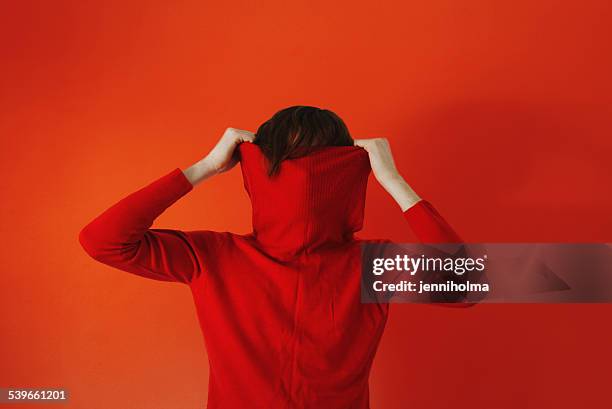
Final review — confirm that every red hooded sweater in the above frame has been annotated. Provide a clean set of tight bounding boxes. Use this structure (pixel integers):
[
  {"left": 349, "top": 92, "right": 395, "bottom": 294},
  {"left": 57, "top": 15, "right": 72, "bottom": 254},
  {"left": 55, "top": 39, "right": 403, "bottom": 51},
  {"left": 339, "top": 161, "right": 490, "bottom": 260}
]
[{"left": 79, "top": 143, "right": 462, "bottom": 409}]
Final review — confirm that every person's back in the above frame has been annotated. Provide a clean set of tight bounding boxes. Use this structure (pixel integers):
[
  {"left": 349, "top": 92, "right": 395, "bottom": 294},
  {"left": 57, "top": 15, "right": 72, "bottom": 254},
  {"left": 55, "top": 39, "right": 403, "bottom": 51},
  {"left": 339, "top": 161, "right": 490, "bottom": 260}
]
[{"left": 79, "top": 106, "right": 462, "bottom": 408}]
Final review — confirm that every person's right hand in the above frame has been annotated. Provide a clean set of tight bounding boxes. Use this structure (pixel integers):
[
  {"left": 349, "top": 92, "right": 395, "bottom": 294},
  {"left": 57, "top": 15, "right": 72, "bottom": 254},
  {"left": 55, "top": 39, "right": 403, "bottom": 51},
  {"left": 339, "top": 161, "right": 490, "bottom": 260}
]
[
  {"left": 183, "top": 127, "right": 255, "bottom": 186},
  {"left": 204, "top": 127, "right": 255, "bottom": 174}
]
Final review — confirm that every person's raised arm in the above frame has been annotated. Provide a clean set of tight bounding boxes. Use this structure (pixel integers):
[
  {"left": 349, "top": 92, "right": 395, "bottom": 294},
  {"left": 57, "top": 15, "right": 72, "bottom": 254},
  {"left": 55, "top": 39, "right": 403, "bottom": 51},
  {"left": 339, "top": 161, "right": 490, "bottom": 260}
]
[
  {"left": 355, "top": 138, "right": 479, "bottom": 306},
  {"left": 183, "top": 127, "right": 255, "bottom": 186},
  {"left": 78, "top": 128, "right": 255, "bottom": 284},
  {"left": 354, "top": 138, "right": 461, "bottom": 243}
]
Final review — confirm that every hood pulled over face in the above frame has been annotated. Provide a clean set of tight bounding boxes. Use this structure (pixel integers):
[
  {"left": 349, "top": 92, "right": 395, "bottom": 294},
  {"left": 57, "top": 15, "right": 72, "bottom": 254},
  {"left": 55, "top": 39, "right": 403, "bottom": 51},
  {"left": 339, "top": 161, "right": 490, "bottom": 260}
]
[{"left": 238, "top": 142, "right": 371, "bottom": 255}]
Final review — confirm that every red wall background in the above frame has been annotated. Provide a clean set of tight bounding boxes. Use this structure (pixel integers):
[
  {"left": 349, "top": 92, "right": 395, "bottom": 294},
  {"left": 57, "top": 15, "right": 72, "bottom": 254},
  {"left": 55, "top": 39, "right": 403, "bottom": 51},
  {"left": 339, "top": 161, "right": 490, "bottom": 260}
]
[{"left": 1, "top": 1, "right": 611, "bottom": 408}]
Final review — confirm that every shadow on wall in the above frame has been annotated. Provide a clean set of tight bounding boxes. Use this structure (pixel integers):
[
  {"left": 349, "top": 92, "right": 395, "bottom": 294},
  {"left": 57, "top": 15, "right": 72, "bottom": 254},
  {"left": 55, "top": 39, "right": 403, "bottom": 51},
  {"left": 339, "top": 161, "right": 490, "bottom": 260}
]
[{"left": 398, "top": 100, "right": 612, "bottom": 240}]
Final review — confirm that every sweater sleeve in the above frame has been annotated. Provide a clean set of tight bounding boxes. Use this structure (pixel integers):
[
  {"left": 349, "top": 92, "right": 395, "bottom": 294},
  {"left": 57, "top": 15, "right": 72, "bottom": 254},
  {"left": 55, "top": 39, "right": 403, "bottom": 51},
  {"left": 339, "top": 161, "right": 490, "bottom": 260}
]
[
  {"left": 402, "top": 200, "right": 477, "bottom": 307},
  {"left": 402, "top": 200, "right": 462, "bottom": 243},
  {"left": 78, "top": 168, "right": 201, "bottom": 284}
]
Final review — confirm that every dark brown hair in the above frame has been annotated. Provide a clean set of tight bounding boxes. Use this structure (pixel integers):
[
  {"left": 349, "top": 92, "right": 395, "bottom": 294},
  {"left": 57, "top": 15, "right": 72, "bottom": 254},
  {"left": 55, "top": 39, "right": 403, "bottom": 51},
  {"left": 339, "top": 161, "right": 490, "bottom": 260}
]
[{"left": 254, "top": 105, "right": 353, "bottom": 176}]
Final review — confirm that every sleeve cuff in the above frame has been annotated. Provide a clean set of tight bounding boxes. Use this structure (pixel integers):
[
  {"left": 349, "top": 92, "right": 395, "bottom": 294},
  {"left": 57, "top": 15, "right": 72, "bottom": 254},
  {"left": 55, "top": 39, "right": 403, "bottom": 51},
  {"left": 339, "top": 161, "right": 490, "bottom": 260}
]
[
  {"left": 154, "top": 168, "right": 194, "bottom": 202},
  {"left": 402, "top": 200, "right": 463, "bottom": 243}
]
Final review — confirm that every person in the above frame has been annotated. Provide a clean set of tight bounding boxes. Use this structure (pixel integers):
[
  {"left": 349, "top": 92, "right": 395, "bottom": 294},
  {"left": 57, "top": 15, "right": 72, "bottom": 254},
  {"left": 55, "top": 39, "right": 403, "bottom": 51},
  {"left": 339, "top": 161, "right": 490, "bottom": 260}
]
[{"left": 79, "top": 105, "right": 463, "bottom": 408}]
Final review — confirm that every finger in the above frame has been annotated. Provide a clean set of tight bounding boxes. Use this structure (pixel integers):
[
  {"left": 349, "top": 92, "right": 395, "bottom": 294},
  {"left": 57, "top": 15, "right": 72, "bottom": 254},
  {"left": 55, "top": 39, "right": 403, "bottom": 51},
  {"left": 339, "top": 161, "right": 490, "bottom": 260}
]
[
  {"left": 235, "top": 128, "right": 255, "bottom": 136},
  {"left": 233, "top": 128, "right": 254, "bottom": 139},
  {"left": 228, "top": 130, "right": 254, "bottom": 144},
  {"left": 239, "top": 133, "right": 255, "bottom": 143},
  {"left": 353, "top": 139, "right": 372, "bottom": 150}
]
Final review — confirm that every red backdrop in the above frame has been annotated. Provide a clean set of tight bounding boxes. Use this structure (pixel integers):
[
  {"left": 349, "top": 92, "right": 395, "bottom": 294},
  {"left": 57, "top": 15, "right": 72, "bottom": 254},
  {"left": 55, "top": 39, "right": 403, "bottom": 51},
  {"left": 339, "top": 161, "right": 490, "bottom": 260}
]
[{"left": 1, "top": 1, "right": 611, "bottom": 408}]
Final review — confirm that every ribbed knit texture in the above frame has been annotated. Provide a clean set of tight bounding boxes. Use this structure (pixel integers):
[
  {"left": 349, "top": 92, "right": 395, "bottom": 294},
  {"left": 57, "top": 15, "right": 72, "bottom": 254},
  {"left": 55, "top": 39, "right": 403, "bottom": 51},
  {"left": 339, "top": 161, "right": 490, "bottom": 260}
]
[{"left": 79, "top": 143, "right": 462, "bottom": 409}]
